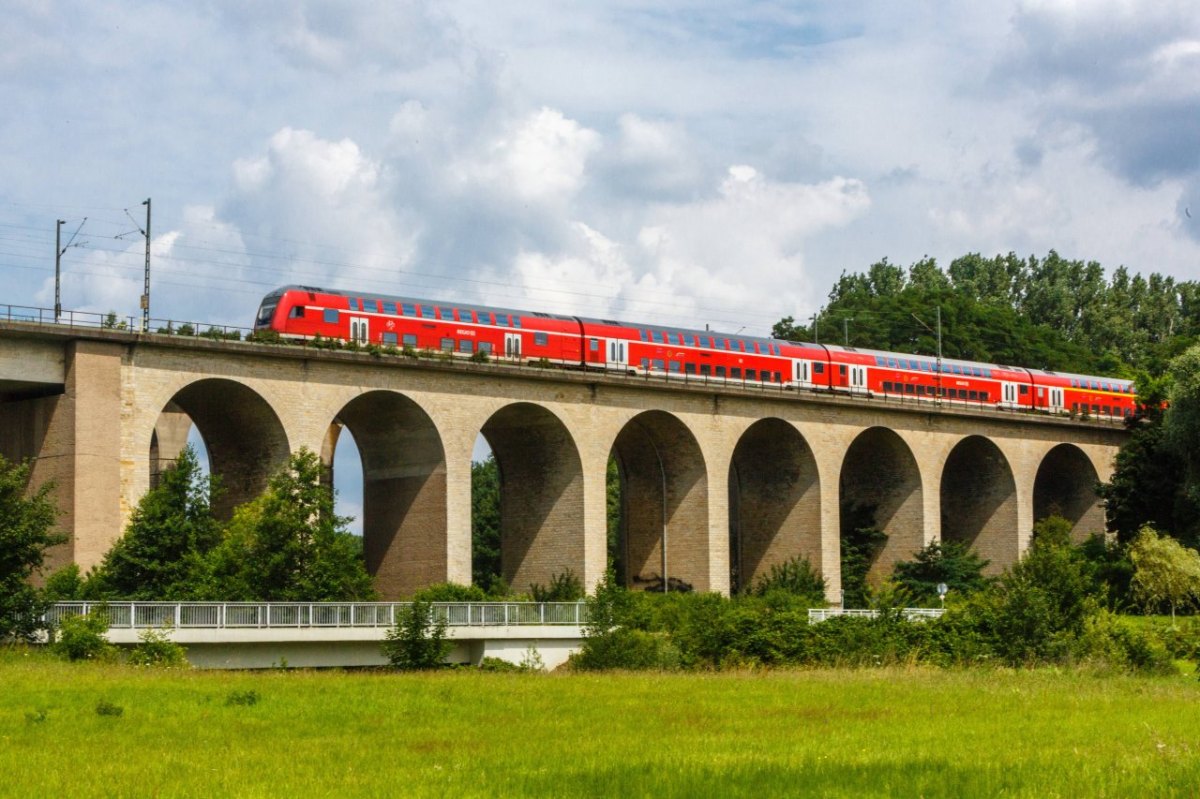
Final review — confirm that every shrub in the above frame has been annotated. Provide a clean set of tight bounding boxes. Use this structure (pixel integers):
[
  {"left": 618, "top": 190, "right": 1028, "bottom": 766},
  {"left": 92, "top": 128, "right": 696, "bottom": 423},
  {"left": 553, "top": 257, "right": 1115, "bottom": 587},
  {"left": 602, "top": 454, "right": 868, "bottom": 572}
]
[
  {"left": 571, "top": 627, "right": 681, "bottom": 671},
  {"left": 225, "top": 689, "right": 260, "bottom": 706},
  {"left": 382, "top": 601, "right": 450, "bottom": 670},
  {"left": 469, "top": 350, "right": 489, "bottom": 363},
  {"left": 751, "top": 556, "right": 827, "bottom": 606},
  {"left": 51, "top": 611, "right": 116, "bottom": 662},
  {"left": 891, "top": 541, "right": 991, "bottom": 604},
  {"left": 531, "top": 569, "right": 584, "bottom": 602},
  {"left": 128, "top": 627, "right": 188, "bottom": 668},
  {"left": 413, "top": 582, "right": 488, "bottom": 603}
]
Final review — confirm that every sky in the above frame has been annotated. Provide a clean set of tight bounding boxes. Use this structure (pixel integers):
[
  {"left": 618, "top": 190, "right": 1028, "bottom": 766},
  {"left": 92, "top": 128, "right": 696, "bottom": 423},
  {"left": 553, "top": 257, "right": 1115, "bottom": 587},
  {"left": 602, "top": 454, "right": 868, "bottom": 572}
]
[{"left": 3, "top": 1, "right": 1199, "bottom": 530}]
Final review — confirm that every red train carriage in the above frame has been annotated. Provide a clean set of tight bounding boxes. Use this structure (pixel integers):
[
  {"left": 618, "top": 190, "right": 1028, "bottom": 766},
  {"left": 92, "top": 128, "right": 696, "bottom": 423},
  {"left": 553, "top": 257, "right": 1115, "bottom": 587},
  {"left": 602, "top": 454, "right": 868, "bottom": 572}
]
[
  {"left": 256, "top": 286, "right": 583, "bottom": 366},
  {"left": 1027, "top": 369, "right": 1137, "bottom": 419},
  {"left": 254, "top": 285, "right": 1139, "bottom": 419}
]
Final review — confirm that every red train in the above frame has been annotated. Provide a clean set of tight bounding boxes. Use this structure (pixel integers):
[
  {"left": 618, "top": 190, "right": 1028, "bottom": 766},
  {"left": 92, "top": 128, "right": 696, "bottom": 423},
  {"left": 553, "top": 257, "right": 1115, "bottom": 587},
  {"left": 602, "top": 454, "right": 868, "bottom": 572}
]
[{"left": 254, "top": 285, "right": 1139, "bottom": 420}]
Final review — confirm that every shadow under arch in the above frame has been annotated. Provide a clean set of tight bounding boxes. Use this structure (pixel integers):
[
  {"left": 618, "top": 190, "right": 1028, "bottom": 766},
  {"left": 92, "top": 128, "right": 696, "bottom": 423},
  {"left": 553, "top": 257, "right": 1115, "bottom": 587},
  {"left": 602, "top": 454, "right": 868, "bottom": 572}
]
[
  {"left": 321, "top": 390, "right": 447, "bottom": 599},
  {"left": 609, "top": 410, "right": 710, "bottom": 592},
  {"left": 940, "top": 435, "right": 1018, "bottom": 573},
  {"left": 1033, "top": 443, "right": 1104, "bottom": 543},
  {"left": 480, "top": 402, "right": 584, "bottom": 594},
  {"left": 839, "top": 426, "right": 924, "bottom": 582},
  {"left": 153, "top": 378, "right": 290, "bottom": 520},
  {"left": 728, "top": 418, "right": 821, "bottom": 594}
]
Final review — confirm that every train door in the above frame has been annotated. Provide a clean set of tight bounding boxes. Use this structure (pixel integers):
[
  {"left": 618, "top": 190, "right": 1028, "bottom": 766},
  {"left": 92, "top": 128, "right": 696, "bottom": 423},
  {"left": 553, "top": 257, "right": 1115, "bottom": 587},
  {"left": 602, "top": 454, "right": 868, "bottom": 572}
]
[
  {"left": 1001, "top": 382, "right": 1020, "bottom": 409},
  {"left": 606, "top": 339, "right": 628, "bottom": 371},
  {"left": 793, "top": 360, "right": 813, "bottom": 388},
  {"left": 349, "top": 316, "right": 369, "bottom": 344},
  {"left": 849, "top": 365, "right": 868, "bottom": 394},
  {"left": 1048, "top": 387, "right": 1064, "bottom": 413},
  {"left": 504, "top": 332, "right": 522, "bottom": 360}
]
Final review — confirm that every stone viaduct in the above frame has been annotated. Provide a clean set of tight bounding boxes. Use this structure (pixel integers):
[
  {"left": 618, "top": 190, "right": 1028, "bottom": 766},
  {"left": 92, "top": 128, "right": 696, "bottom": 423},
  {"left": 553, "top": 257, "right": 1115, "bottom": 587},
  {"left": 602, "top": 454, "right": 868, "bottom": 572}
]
[{"left": 0, "top": 323, "right": 1127, "bottom": 600}]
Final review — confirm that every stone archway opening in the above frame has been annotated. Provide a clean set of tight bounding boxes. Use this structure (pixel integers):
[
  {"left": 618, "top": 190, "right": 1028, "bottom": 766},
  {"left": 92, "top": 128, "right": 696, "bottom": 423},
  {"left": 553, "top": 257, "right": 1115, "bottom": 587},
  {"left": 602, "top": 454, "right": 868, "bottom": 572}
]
[
  {"left": 608, "top": 410, "right": 709, "bottom": 592},
  {"left": 322, "top": 391, "right": 446, "bottom": 599},
  {"left": 1033, "top": 443, "right": 1104, "bottom": 543},
  {"left": 153, "top": 379, "right": 290, "bottom": 520},
  {"left": 728, "top": 419, "right": 821, "bottom": 594},
  {"left": 839, "top": 427, "right": 923, "bottom": 586},
  {"left": 940, "top": 436, "right": 1018, "bottom": 573},
  {"left": 479, "top": 403, "right": 583, "bottom": 594}
]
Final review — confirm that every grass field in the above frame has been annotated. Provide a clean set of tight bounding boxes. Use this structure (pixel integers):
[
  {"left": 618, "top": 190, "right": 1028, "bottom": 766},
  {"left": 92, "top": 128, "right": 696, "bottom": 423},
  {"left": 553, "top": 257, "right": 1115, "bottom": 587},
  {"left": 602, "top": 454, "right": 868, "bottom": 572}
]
[{"left": 3, "top": 649, "right": 1198, "bottom": 798}]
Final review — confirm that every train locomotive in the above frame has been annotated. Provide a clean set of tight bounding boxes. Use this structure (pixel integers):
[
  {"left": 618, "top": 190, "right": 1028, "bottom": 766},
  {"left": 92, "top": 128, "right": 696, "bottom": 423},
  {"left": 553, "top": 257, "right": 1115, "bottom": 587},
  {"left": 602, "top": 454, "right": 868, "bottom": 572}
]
[{"left": 254, "top": 285, "right": 1139, "bottom": 420}]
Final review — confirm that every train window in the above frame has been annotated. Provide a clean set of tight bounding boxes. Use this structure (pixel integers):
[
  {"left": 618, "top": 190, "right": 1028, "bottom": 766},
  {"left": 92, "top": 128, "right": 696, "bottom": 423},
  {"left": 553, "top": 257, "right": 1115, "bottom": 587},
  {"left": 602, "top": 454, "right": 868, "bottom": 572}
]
[
  {"left": 289, "top": 306, "right": 305, "bottom": 318},
  {"left": 496, "top": 313, "right": 509, "bottom": 326},
  {"left": 362, "top": 300, "right": 377, "bottom": 313},
  {"left": 440, "top": 308, "right": 454, "bottom": 321},
  {"left": 1091, "top": 404, "right": 1100, "bottom": 414},
  {"left": 839, "top": 365, "right": 847, "bottom": 376},
  {"left": 478, "top": 341, "right": 493, "bottom": 354},
  {"left": 512, "top": 317, "right": 521, "bottom": 328},
  {"left": 887, "top": 358, "right": 897, "bottom": 368},
  {"left": 419, "top": 306, "right": 435, "bottom": 319},
  {"left": 651, "top": 359, "right": 665, "bottom": 371},
  {"left": 639, "top": 330, "right": 647, "bottom": 341},
  {"left": 906, "top": 384, "right": 915, "bottom": 394},
  {"left": 969, "top": 390, "right": 978, "bottom": 400},
  {"left": 1125, "top": 408, "right": 1132, "bottom": 417},
  {"left": 323, "top": 309, "right": 339, "bottom": 324},
  {"left": 401, "top": 303, "right": 415, "bottom": 316},
  {"left": 402, "top": 334, "right": 417, "bottom": 348},
  {"left": 716, "top": 366, "right": 727, "bottom": 377},
  {"left": 1072, "top": 403, "right": 1079, "bottom": 412},
  {"left": 922, "top": 362, "right": 931, "bottom": 372},
  {"left": 459, "top": 340, "right": 473, "bottom": 354},
  {"left": 773, "top": 372, "right": 781, "bottom": 383},
  {"left": 380, "top": 301, "right": 394, "bottom": 315},
  {"left": 980, "top": 392, "right": 989, "bottom": 401},
  {"left": 534, "top": 333, "right": 548, "bottom": 346},
  {"left": 876, "top": 357, "right": 886, "bottom": 366},
  {"left": 746, "top": 369, "right": 757, "bottom": 380},
  {"left": 685, "top": 363, "right": 696, "bottom": 374},
  {"left": 669, "top": 361, "right": 681, "bottom": 373},
  {"left": 1103, "top": 406, "right": 1111, "bottom": 416},
  {"left": 382, "top": 332, "right": 398, "bottom": 346},
  {"left": 701, "top": 364, "right": 711, "bottom": 376},
  {"left": 1019, "top": 385, "right": 1029, "bottom": 394},
  {"left": 916, "top": 385, "right": 926, "bottom": 396},
  {"left": 590, "top": 339, "right": 599, "bottom": 351},
  {"left": 440, "top": 338, "right": 454, "bottom": 352},
  {"left": 731, "top": 367, "right": 742, "bottom": 379},
  {"left": 1091, "top": 381, "right": 1100, "bottom": 390},
  {"left": 883, "top": 381, "right": 893, "bottom": 392},
  {"left": 479, "top": 311, "right": 494, "bottom": 325},
  {"left": 813, "top": 363, "right": 825, "bottom": 374}
]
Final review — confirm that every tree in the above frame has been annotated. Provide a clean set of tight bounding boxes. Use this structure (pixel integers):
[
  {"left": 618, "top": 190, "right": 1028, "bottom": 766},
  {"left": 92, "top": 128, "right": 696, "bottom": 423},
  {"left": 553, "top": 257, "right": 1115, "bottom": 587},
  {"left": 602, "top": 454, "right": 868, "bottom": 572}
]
[
  {"left": 205, "top": 448, "right": 376, "bottom": 601},
  {"left": 1128, "top": 525, "right": 1200, "bottom": 621},
  {"left": 87, "top": 446, "right": 220, "bottom": 599},
  {"left": 892, "top": 540, "right": 991, "bottom": 604},
  {"left": 1164, "top": 343, "right": 1200, "bottom": 545},
  {"left": 382, "top": 600, "right": 450, "bottom": 669},
  {"left": 471, "top": 455, "right": 501, "bottom": 587},
  {"left": 0, "top": 455, "right": 61, "bottom": 641}
]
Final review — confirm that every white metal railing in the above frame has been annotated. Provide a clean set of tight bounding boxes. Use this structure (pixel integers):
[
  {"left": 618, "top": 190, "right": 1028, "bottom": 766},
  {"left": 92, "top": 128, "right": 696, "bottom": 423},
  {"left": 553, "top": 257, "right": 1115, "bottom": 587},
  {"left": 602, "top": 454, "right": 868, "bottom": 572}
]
[
  {"left": 44, "top": 601, "right": 588, "bottom": 630},
  {"left": 807, "top": 607, "right": 945, "bottom": 623}
]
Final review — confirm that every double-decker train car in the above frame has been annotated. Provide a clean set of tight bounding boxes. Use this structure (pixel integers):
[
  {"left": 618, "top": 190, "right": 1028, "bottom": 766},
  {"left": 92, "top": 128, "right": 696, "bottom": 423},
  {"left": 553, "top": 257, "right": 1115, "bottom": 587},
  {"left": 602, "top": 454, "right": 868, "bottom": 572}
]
[{"left": 254, "top": 285, "right": 1139, "bottom": 420}]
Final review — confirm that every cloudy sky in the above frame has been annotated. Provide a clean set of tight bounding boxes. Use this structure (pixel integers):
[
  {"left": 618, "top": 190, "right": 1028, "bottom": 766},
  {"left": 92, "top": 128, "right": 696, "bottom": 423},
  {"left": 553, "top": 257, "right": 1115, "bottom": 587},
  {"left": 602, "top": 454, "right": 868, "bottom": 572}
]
[{"left": 2, "top": 0, "right": 1198, "bottom": 340}]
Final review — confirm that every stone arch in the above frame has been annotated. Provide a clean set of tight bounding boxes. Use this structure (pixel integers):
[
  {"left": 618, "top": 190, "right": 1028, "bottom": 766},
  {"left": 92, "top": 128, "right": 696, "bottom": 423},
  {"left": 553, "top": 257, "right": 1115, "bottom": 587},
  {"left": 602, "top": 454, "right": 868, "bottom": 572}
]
[
  {"left": 480, "top": 402, "right": 584, "bottom": 594},
  {"left": 156, "top": 378, "right": 290, "bottom": 519},
  {"left": 609, "top": 410, "right": 709, "bottom": 592},
  {"left": 839, "top": 426, "right": 924, "bottom": 581},
  {"left": 939, "top": 436, "right": 1018, "bottom": 573},
  {"left": 1033, "top": 443, "right": 1104, "bottom": 543},
  {"left": 321, "top": 390, "right": 447, "bottom": 599},
  {"left": 728, "top": 418, "right": 821, "bottom": 593}
]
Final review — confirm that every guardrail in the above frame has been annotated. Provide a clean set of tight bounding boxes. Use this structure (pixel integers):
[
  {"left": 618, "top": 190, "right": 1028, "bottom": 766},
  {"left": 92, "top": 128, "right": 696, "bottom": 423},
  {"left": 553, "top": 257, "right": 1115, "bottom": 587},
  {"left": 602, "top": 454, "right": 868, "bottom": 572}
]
[
  {"left": 45, "top": 601, "right": 588, "bottom": 630},
  {"left": 807, "top": 607, "right": 945, "bottom": 623}
]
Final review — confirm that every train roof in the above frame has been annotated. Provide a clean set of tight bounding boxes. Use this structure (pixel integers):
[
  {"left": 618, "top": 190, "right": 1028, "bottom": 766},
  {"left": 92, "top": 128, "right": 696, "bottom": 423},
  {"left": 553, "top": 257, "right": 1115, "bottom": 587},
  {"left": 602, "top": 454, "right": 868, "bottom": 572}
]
[
  {"left": 1024, "top": 366, "right": 1136, "bottom": 390},
  {"left": 819, "top": 343, "right": 1027, "bottom": 373},
  {"left": 262, "top": 285, "right": 578, "bottom": 322}
]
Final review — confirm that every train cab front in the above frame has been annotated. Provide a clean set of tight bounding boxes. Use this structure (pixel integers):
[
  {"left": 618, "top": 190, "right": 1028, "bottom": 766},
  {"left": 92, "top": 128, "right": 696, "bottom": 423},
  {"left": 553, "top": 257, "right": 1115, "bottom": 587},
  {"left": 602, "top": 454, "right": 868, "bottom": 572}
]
[{"left": 254, "top": 289, "right": 286, "bottom": 331}]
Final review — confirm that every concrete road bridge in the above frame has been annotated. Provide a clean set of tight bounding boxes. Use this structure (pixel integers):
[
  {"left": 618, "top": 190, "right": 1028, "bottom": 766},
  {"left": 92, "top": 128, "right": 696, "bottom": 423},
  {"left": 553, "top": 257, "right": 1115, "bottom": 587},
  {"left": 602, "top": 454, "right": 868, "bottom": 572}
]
[{"left": 0, "top": 318, "right": 1126, "bottom": 600}]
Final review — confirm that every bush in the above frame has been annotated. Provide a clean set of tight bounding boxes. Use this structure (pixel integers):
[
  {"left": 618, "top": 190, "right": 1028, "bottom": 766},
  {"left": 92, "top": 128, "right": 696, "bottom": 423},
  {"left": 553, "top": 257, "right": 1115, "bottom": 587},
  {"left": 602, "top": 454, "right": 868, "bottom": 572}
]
[
  {"left": 531, "top": 569, "right": 584, "bottom": 602},
  {"left": 382, "top": 601, "right": 450, "bottom": 670},
  {"left": 891, "top": 541, "right": 991, "bottom": 605},
  {"left": 128, "top": 627, "right": 188, "bottom": 668},
  {"left": 751, "top": 556, "right": 827, "bottom": 606},
  {"left": 413, "top": 582, "right": 488, "bottom": 603},
  {"left": 52, "top": 611, "right": 115, "bottom": 662},
  {"left": 571, "top": 627, "right": 681, "bottom": 671}
]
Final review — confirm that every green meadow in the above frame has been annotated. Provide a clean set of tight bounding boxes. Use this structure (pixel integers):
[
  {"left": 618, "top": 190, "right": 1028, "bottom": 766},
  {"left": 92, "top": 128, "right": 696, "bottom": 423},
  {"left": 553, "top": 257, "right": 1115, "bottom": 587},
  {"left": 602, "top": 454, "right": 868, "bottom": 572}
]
[{"left": 3, "top": 650, "right": 1199, "bottom": 798}]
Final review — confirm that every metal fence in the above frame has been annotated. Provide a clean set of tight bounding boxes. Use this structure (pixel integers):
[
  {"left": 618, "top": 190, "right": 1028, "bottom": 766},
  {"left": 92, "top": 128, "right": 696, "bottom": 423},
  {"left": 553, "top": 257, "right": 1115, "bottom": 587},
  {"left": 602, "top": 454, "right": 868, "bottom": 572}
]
[
  {"left": 44, "top": 601, "right": 588, "bottom": 630},
  {"left": 807, "top": 607, "right": 945, "bottom": 623}
]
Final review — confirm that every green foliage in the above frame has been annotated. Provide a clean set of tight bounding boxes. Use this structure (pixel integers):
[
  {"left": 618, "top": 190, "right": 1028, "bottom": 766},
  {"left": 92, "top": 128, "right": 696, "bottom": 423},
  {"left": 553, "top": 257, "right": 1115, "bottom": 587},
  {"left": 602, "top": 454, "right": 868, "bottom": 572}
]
[
  {"left": 382, "top": 600, "right": 450, "bottom": 670},
  {"left": 413, "top": 582, "right": 489, "bottom": 602},
  {"left": 246, "top": 328, "right": 281, "bottom": 344},
  {"left": 225, "top": 689, "right": 260, "bottom": 707},
  {"left": 1164, "top": 344, "right": 1200, "bottom": 544},
  {"left": 471, "top": 455, "right": 501, "bottom": 587},
  {"left": 87, "top": 446, "right": 220, "bottom": 600},
  {"left": 127, "top": 627, "right": 188, "bottom": 668},
  {"left": 531, "top": 569, "right": 584, "bottom": 602},
  {"left": 52, "top": 611, "right": 116, "bottom": 662},
  {"left": 94, "top": 699, "right": 124, "bottom": 717},
  {"left": 751, "top": 556, "right": 828, "bottom": 606},
  {"left": 468, "top": 349, "right": 489, "bottom": 363},
  {"left": 840, "top": 523, "right": 887, "bottom": 608},
  {"left": 0, "top": 455, "right": 62, "bottom": 641},
  {"left": 204, "top": 449, "right": 376, "bottom": 601},
  {"left": 892, "top": 541, "right": 991, "bottom": 605},
  {"left": 41, "top": 563, "right": 85, "bottom": 601},
  {"left": 1077, "top": 533, "right": 1135, "bottom": 609},
  {"left": 1129, "top": 525, "right": 1200, "bottom": 620}
]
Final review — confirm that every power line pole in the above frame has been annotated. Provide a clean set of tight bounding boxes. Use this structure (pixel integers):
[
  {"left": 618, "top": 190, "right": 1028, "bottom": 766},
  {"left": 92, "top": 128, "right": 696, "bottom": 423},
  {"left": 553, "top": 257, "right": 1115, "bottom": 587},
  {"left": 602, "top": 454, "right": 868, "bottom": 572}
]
[
  {"left": 55, "top": 220, "right": 63, "bottom": 323},
  {"left": 141, "top": 198, "right": 151, "bottom": 332}
]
